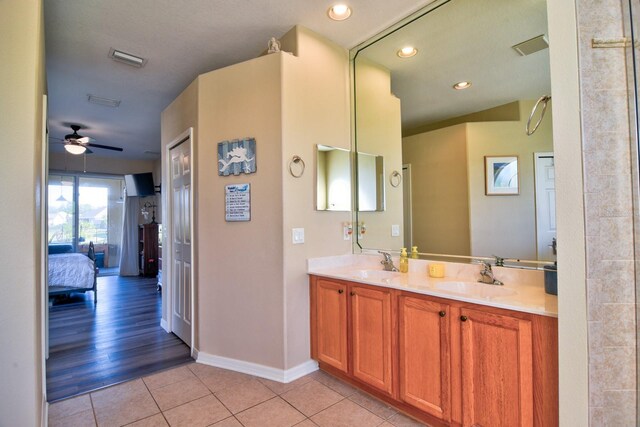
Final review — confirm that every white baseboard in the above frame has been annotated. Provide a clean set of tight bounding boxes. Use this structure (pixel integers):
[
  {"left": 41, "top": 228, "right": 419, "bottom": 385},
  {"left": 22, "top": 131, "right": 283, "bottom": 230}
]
[
  {"left": 196, "top": 352, "right": 318, "bottom": 383},
  {"left": 160, "top": 318, "right": 169, "bottom": 332}
]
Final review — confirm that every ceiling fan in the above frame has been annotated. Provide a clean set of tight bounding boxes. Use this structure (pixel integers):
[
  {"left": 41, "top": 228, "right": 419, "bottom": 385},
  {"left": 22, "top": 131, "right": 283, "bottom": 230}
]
[{"left": 61, "top": 125, "right": 124, "bottom": 155}]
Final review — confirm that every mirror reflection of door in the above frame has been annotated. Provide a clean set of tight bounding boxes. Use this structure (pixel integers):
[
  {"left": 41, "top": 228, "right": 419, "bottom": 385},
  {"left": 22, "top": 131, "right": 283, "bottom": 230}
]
[{"left": 534, "top": 153, "right": 556, "bottom": 261}]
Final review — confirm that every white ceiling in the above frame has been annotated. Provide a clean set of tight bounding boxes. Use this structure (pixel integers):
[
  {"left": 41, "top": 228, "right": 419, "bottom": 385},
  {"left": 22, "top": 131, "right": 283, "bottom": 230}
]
[
  {"left": 45, "top": 0, "right": 437, "bottom": 159},
  {"left": 357, "top": 0, "right": 550, "bottom": 131}
]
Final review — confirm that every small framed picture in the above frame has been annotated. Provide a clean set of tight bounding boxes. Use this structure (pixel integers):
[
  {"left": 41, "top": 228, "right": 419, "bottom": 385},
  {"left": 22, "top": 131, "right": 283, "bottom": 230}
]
[{"left": 485, "top": 156, "right": 519, "bottom": 195}]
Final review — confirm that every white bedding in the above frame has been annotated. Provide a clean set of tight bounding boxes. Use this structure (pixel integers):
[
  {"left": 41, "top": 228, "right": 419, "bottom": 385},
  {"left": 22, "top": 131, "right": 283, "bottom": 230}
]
[{"left": 48, "top": 253, "right": 95, "bottom": 289}]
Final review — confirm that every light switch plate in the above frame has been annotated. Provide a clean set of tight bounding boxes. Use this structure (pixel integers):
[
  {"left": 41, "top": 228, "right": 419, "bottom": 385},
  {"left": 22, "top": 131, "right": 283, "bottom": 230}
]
[
  {"left": 391, "top": 224, "right": 400, "bottom": 237},
  {"left": 292, "top": 228, "right": 305, "bottom": 244}
]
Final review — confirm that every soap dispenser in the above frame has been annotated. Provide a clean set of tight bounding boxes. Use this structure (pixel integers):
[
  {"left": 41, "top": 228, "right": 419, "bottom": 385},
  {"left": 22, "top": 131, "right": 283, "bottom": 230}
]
[
  {"left": 399, "top": 248, "right": 409, "bottom": 273},
  {"left": 411, "top": 246, "right": 419, "bottom": 259}
]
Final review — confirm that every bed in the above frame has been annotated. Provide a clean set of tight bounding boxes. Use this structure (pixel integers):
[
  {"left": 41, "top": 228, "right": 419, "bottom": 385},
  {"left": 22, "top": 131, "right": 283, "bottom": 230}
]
[{"left": 48, "top": 242, "right": 98, "bottom": 302}]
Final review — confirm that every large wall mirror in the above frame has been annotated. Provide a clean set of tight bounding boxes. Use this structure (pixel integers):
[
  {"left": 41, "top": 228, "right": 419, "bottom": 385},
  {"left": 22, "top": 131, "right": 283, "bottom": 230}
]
[{"left": 352, "top": 0, "right": 556, "bottom": 266}]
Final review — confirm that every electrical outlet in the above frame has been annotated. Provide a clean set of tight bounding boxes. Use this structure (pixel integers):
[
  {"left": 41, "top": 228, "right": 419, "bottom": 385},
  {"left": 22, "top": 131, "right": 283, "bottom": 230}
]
[
  {"left": 343, "top": 226, "right": 351, "bottom": 240},
  {"left": 292, "top": 228, "right": 305, "bottom": 244}
]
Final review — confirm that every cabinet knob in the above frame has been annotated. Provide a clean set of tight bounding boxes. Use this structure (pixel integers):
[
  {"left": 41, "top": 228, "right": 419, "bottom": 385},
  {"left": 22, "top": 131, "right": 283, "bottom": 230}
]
[
  {"left": 439, "top": 311, "right": 446, "bottom": 317},
  {"left": 350, "top": 291, "right": 356, "bottom": 296},
  {"left": 338, "top": 289, "right": 344, "bottom": 294},
  {"left": 460, "top": 315, "right": 468, "bottom": 322}
]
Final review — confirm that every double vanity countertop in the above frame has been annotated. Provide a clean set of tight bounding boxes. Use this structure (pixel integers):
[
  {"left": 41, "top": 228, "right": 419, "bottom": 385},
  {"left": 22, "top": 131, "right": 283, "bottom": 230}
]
[{"left": 308, "top": 254, "right": 558, "bottom": 317}]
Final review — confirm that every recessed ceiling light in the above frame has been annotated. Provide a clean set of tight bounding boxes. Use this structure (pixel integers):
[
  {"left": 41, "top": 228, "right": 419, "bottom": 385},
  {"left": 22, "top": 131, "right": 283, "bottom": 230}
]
[
  {"left": 397, "top": 47, "right": 418, "bottom": 58},
  {"left": 328, "top": 4, "right": 352, "bottom": 21},
  {"left": 453, "top": 81, "right": 472, "bottom": 90},
  {"left": 109, "top": 48, "right": 147, "bottom": 68}
]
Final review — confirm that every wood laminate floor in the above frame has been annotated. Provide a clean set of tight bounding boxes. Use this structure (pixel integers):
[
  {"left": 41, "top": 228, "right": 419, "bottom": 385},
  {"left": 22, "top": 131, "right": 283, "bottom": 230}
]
[{"left": 47, "top": 275, "right": 192, "bottom": 402}]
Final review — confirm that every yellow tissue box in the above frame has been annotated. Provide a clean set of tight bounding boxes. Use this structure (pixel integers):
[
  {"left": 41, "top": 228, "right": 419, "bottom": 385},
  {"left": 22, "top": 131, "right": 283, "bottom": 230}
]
[{"left": 428, "top": 263, "right": 445, "bottom": 278}]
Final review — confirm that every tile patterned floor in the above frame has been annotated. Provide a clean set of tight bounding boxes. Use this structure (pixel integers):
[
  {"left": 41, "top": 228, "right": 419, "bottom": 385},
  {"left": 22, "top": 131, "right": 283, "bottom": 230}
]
[{"left": 48, "top": 363, "right": 429, "bottom": 427}]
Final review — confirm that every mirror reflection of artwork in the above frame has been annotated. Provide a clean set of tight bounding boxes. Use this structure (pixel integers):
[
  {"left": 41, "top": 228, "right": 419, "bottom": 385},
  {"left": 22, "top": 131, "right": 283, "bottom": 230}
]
[
  {"left": 218, "top": 138, "right": 256, "bottom": 176},
  {"left": 486, "top": 156, "right": 519, "bottom": 195}
]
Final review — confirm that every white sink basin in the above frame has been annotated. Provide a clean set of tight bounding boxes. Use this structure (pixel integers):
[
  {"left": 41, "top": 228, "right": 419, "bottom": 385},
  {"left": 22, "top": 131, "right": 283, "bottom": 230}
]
[
  {"left": 350, "top": 269, "right": 403, "bottom": 281},
  {"left": 435, "top": 281, "right": 516, "bottom": 298}
]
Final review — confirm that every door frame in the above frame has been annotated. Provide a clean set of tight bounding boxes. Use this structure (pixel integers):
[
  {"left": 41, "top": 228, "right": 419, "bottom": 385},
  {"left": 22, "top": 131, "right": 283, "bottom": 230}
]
[{"left": 163, "top": 128, "right": 196, "bottom": 355}]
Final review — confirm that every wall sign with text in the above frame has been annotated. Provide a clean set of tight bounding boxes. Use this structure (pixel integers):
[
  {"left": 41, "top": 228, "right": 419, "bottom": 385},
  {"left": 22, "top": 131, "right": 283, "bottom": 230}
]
[{"left": 225, "top": 184, "right": 251, "bottom": 222}]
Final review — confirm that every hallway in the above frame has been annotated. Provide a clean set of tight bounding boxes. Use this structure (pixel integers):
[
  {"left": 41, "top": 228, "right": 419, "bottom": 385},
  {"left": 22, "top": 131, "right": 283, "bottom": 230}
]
[{"left": 47, "top": 275, "right": 192, "bottom": 402}]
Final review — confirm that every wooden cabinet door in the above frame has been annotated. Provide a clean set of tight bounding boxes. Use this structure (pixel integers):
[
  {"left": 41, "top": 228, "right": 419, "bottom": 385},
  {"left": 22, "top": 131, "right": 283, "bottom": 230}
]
[
  {"left": 350, "top": 285, "right": 394, "bottom": 395},
  {"left": 460, "top": 307, "right": 533, "bottom": 427},
  {"left": 314, "top": 278, "right": 348, "bottom": 372},
  {"left": 398, "top": 295, "right": 451, "bottom": 421}
]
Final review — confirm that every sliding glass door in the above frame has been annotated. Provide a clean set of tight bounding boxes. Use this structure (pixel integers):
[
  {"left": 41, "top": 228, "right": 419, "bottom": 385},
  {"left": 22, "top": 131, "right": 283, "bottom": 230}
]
[{"left": 48, "top": 173, "right": 125, "bottom": 272}]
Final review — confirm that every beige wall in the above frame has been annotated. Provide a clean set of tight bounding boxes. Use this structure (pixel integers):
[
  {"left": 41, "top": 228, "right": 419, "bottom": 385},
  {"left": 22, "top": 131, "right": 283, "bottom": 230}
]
[
  {"left": 402, "top": 124, "right": 470, "bottom": 254},
  {"left": 466, "top": 100, "right": 554, "bottom": 260},
  {"left": 354, "top": 57, "right": 403, "bottom": 249},
  {"left": 161, "top": 26, "right": 351, "bottom": 371},
  {"left": 0, "top": 0, "right": 46, "bottom": 425},
  {"left": 281, "top": 26, "right": 352, "bottom": 368},
  {"left": 196, "top": 54, "right": 286, "bottom": 368}
]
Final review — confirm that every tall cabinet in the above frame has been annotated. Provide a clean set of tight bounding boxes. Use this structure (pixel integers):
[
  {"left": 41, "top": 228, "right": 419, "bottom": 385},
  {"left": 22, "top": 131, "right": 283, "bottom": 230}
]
[{"left": 138, "top": 223, "right": 159, "bottom": 277}]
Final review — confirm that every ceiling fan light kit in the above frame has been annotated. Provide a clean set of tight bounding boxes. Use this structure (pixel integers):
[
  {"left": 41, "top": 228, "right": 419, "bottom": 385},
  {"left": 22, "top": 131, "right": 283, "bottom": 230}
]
[
  {"left": 64, "top": 143, "right": 86, "bottom": 155},
  {"left": 61, "top": 124, "right": 123, "bottom": 155}
]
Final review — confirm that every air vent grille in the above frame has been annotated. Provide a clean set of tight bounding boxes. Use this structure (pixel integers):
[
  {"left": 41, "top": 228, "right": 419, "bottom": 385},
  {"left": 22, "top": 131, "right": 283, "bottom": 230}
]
[
  {"left": 512, "top": 35, "right": 549, "bottom": 56},
  {"left": 109, "top": 48, "right": 147, "bottom": 67},
  {"left": 87, "top": 94, "right": 121, "bottom": 108}
]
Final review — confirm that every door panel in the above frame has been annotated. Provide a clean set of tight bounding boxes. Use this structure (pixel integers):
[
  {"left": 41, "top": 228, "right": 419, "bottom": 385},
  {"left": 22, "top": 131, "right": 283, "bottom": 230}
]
[
  {"left": 351, "top": 285, "right": 393, "bottom": 395},
  {"left": 399, "top": 295, "right": 451, "bottom": 420},
  {"left": 315, "top": 279, "right": 348, "bottom": 372},
  {"left": 460, "top": 307, "right": 533, "bottom": 427},
  {"left": 170, "top": 138, "right": 191, "bottom": 345}
]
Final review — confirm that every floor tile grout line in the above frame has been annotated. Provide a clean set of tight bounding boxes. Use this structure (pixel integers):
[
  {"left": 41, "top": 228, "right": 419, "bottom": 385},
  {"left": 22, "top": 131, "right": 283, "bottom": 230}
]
[{"left": 88, "top": 393, "right": 98, "bottom": 426}]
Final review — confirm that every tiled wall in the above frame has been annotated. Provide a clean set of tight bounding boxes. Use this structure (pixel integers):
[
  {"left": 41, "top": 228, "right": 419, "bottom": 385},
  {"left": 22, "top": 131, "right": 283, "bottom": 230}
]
[{"left": 576, "top": 0, "right": 638, "bottom": 424}]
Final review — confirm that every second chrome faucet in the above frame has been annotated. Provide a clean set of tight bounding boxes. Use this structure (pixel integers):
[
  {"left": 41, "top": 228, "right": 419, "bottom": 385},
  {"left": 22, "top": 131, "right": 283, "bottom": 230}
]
[{"left": 478, "top": 261, "right": 504, "bottom": 286}]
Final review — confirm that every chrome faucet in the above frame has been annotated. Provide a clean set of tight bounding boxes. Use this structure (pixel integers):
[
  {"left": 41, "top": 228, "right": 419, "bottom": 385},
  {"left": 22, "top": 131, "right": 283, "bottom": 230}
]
[
  {"left": 378, "top": 251, "right": 398, "bottom": 272},
  {"left": 478, "top": 261, "right": 504, "bottom": 286}
]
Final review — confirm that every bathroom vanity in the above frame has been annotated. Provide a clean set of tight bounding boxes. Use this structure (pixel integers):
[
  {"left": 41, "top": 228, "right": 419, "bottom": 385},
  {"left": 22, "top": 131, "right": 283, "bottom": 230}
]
[{"left": 308, "top": 255, "right": 558, "bottom": 427}]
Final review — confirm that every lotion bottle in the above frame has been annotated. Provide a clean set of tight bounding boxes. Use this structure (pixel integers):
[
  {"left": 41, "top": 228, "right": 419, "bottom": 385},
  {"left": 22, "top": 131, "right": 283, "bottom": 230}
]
[
  {"left": 399, "top": 248, "right": 409, "bottom": 273},
  {"left": 411, "top": 246, "right": 419, "bottom": 259}
]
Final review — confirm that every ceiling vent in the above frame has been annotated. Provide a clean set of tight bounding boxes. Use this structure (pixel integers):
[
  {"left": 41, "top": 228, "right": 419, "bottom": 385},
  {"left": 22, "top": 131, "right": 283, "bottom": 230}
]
[
  {"left": 109, "top": 48, "right": 147, "bottom": 67},
  {"left": 88, "top": 94, "right": 121, "bottom": 108},
  {"left": 512, "top": 35, "right": 549, "bottom": 56}
]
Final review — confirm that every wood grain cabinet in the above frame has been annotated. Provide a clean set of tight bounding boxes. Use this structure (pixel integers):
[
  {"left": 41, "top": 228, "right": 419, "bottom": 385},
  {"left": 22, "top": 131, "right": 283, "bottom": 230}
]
[
  {"left": 309, "top": 275, "right": 558, "bottom": 427},
  {"left": 459, "top": 307, "right": 533, "bottom": 427},
  {"left": 312, "top": 278, "right": 348, "bottom": 373},
  {"left": 350, "top": 285, "right": 394, "bottom": 396},
  {"left": 398, "top": 294, "right": 451, "bottom": 421}
]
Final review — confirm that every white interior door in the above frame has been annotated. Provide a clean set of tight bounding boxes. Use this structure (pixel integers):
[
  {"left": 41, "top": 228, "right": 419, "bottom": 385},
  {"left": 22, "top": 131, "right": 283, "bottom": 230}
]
[
  {"left": 170, "top": 139, "right": 192, "bottom": 345},
  {"left": 535, "top": 153, "right": 556, "bottom": 261}
]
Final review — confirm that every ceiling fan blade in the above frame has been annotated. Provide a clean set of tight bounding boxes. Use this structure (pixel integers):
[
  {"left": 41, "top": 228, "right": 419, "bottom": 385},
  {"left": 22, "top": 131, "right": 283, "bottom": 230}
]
[
  {"left": 85, "top": 142, "right": 123, "bottom": 152},
  {"left": 85, "top": 148, "right": 94, "bottom": 154}
]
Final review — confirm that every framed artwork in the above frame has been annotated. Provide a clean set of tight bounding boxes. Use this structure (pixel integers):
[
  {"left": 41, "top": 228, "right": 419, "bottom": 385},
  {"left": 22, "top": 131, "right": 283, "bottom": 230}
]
[
  {"left": 485, "top": 156, "right": 519, "bottom": 195},
  {"left": 218, "top": 138, "right": 256, "bottom": 176}
]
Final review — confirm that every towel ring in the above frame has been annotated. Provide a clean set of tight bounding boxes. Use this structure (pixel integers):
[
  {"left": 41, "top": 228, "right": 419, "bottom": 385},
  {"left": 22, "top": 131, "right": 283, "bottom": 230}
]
[
  {"left": 526, "top": 95, "right": 551, "bottom": 136},
  {"left": 390, "top": 170, "right": 402, "bottom": 187},
  {"left": 289, "top": 155, "right": 305, "bottom": 178}
]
